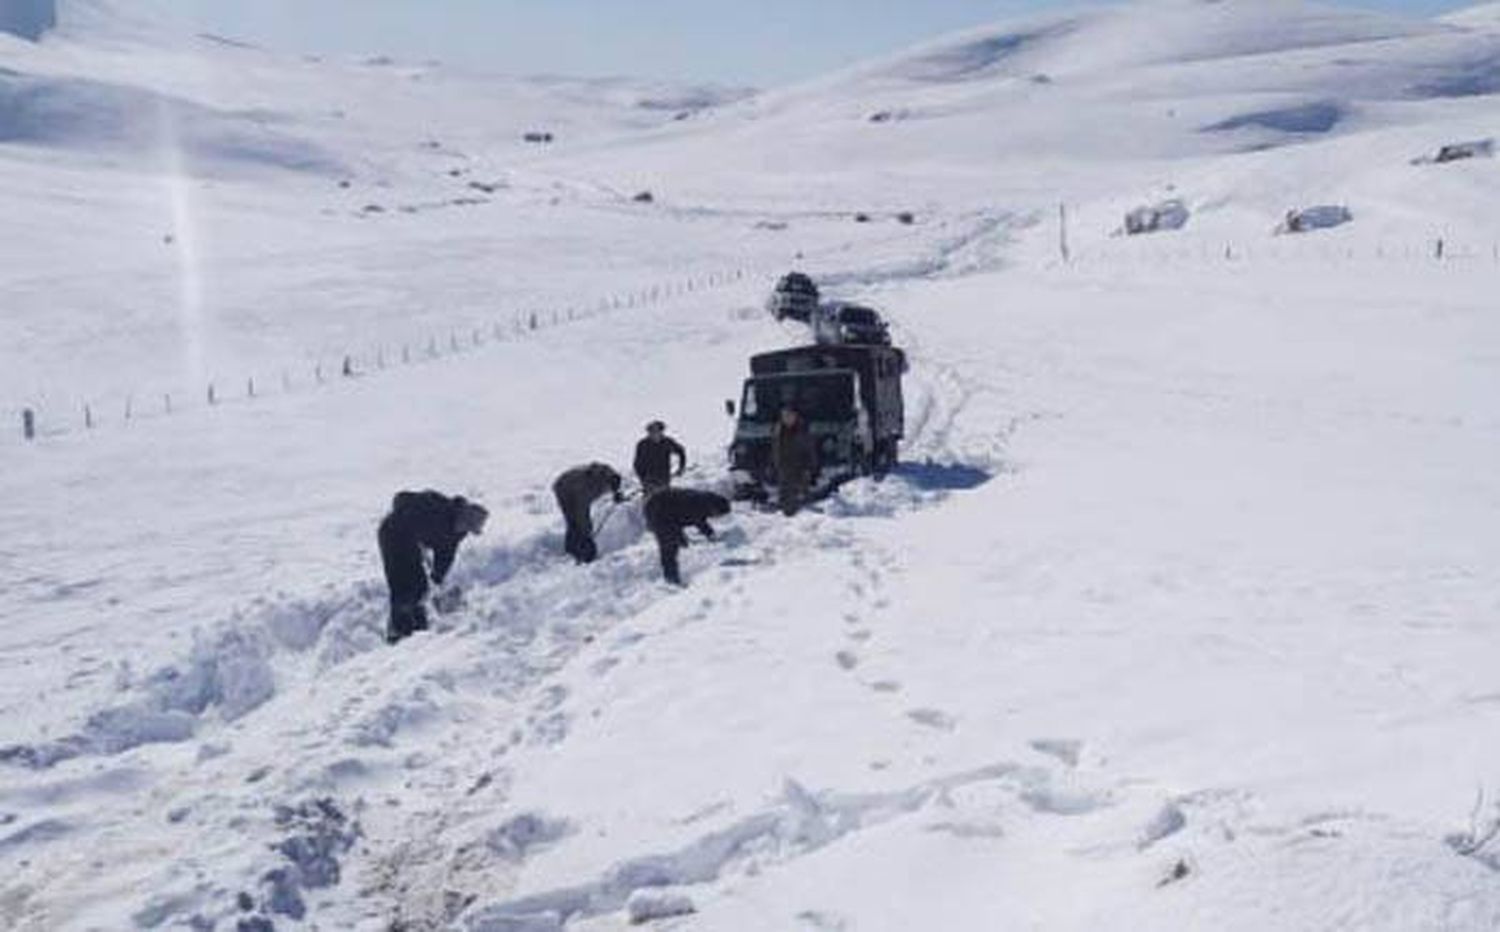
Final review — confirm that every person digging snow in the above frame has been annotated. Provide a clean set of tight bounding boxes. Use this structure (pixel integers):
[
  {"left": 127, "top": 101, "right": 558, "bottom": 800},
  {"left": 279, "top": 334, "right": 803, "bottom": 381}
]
[
  {"left": 378, "top": 490, "right": 488, "bottom": 644},
  {"left": 633, "top": 419, "right": 687, "bottom": 495},
  {"left": 772, "top": 405, "right": 818, "bottom": 517},
  {"left": 643, "top": 488, "right": 731, "bottom": 586},
  {"left": 553, "top": 462, "right": 626, "bottom": 564}
]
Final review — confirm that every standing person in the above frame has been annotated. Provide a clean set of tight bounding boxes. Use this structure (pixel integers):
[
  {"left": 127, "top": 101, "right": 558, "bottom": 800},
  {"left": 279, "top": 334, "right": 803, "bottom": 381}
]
[
  {"left": 643, "top": 488, "right": 731, "bottom": 586},
  {"left": 772, "top": 406, "right": 819, "bottom": 516},
  {"left": 633, "top": 420, "right": 687, "bottom": 495},
  {"left": 553, "top": 463, "right": 625, "bottom": 564},
  {"left": 378, "top": 490, "right": 489, "bottom": 644}
]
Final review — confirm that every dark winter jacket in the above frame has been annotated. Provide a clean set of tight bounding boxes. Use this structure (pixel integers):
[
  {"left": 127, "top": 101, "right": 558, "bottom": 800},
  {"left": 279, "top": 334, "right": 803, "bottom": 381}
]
[
  {"left": 553, "top": 463, "right": 623, "bottom": 520},
  {"left": 772, "top": 421, "right": 818, "bottom": 485},
  {"left": 634, "top": 436, "right": 687, "bottom": 488},
  {"left": 378, "top": 490, "right": 471, "bottom": 587},
  {"left": 644, "top": 488, "right": 731, "bottom": 543},
  {"left": 644, "top": 488, "right": 731, "bottom": 585}
]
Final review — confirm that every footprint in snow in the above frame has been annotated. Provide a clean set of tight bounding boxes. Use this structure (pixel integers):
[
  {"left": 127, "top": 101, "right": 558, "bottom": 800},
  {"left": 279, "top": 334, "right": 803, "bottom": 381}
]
[
  {"left": 834, "top": 651, "right": 859, "bottom": 671},
  {"left": 796, "top": 909, "right": 849, "bottom": 930},
  {"left": 907, "top": 708, "right": 957, "bottom": 731},
  {"left": 1029, "top": 738, "right": 1082, "bottom": 768}
]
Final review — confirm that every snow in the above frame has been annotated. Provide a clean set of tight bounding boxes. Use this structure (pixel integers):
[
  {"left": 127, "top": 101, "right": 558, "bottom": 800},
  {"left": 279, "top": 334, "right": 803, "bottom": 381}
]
[
  {"left": 2, "top": 0, "right": 1500, "bottom": 929},
  {"left": 1443, "top": 2, "right": 1500, "bottom": 31}
]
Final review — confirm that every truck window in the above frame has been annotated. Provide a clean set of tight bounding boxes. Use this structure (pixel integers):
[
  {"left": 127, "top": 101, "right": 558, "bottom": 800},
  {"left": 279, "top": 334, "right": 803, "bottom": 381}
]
[{"left": 742, "top": 374, "right": 854, "bottom": 423}]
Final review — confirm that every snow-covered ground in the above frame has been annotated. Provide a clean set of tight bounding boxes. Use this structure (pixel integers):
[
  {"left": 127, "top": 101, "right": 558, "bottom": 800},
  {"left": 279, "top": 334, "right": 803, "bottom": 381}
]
[{"left": 3, "top": 1, "right": 1500, "bottom": 929}]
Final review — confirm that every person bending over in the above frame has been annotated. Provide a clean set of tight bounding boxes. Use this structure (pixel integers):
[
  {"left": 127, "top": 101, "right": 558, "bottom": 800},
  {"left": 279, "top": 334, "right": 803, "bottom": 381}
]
[
  {"left": 378, "top": 490, "right": 488, "bottom": 644},
  {"left": 553, "top": 463, "right": 625, "bottom": 564},
  {"left": 644, "top": 488, "right": 731, "bottom": 586}
]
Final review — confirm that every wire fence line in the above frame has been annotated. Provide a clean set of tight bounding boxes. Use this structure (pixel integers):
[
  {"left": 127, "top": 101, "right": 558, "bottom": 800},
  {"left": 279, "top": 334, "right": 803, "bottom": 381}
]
[
  {"left": 7, "top": 266, "right": 755, "bottom": 448},
  {"left": 1062, "top": 236, "right": 1500, "bottom": 269}
]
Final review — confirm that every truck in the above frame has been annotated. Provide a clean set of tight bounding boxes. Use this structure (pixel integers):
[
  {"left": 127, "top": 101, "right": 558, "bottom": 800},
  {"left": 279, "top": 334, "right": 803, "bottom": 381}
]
[
  {"left": 727, "top": 343, "right": 907, "bottom": 500},
  {"left": 766, "top": 272, "right": 820, "bottom": 323}
]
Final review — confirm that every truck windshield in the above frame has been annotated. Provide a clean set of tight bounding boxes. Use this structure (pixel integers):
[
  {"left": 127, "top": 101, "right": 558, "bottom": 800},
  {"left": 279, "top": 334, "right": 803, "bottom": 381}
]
[
  {"left": 742, "top": 374, "right": 854, "bottom": 423},
  {"left": 839, "top": 307, "right": 878, "bottom": 325}
]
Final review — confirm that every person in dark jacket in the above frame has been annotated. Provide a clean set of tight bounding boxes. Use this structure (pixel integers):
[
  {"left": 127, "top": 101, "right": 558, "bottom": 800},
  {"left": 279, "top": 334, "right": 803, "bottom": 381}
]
[
  {"left": 772, "top": 406, "right": 819, "bottom": 516},
  {"left": 643, "top": 488, "right": 731, "bottom": 586},
  {"left": 553, "top": 463, "right": 625, "bottom": 564},
  {"left": 633, "top": 420, "right": 687, "bottom": 494},
  {"left": 378, "top": 490, "right": 489, "bottom": 644}
]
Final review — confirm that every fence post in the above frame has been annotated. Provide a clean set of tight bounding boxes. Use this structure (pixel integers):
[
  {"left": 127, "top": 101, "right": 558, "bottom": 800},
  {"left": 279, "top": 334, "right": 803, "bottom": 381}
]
[
  {"left": 315, "top": 363, "right": 324, "bottom": 384},
  {"left": 208, "top": 383, "right": 217, "bottom": 406},
  {"left": 164, "top": 393, "right": 173, "bottom": 414},
  {"left": 342, "top": 356, "right": 354, "bottom": 377},
  {"left": 529, "top": 312, "right": 538, "bottom": 330},
  {"left": 124, "top": 396, "right": 133, "bottom": 420},
  {"left": 402, "top": 345, "right": 411, "bottom": 364},
  {"left": 84, "top": 404, "right": 93, "bottom": 429},
  {"left": 247, "top": 377, "right": 256, "bottom": 398},
  {"left": 1435, "top": 238, "right": 1445, "bottom": 260},
  {"left": 22, "top": 408, "right": 35, "bottom": 441}
]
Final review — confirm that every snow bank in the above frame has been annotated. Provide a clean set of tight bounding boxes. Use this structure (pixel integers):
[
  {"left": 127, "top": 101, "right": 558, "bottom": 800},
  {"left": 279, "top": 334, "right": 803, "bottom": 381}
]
[
  {"left": 0, "top": 590, "right": 375, "bottom": 767},
  {"left": 465, "top": 766, "right": 1029, "bottom": 927}
]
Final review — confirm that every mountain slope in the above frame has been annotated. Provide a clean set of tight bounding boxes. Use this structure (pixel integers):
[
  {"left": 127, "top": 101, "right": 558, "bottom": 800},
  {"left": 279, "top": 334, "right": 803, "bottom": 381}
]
[{"left": 2, "top": 2, "right": 1500, "bottom": 930}]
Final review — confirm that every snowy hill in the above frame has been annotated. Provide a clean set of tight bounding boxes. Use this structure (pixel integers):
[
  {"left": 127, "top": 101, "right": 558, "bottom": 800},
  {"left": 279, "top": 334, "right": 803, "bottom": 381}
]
[
  {"left": 564, "top": 0, "right": 1500, "bottom": 176},
  {"left": 1443, "top": 2, "right": 1500, "bottom": 30},
  {"left": 3, "top": 1, "right": 1500, "bottom": 930}
]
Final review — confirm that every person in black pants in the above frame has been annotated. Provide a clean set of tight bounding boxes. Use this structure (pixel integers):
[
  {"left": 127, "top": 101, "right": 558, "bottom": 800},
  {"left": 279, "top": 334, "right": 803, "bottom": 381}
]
[
  {"left": 378, "top": 491, "right": 489, "bottom": 643},
  {"left": 633, "top": 420, "right": 687, "bottom": 495},
  {"left": 553, "top": 463, "right": 625, "bottom": 564},
  {"left": 643, "top": 488, "right": 731, "bottom": 586}
]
